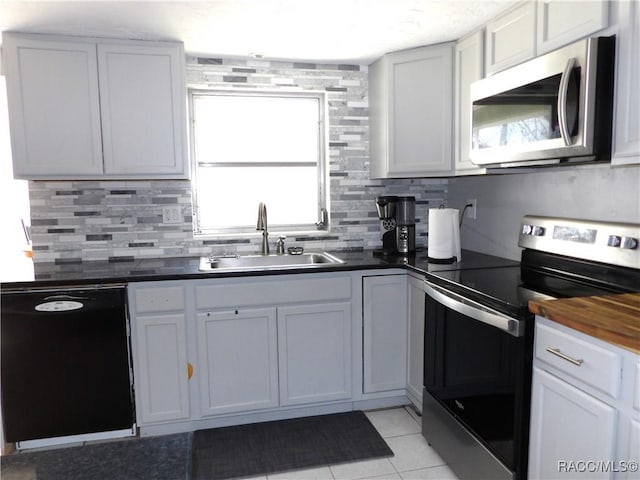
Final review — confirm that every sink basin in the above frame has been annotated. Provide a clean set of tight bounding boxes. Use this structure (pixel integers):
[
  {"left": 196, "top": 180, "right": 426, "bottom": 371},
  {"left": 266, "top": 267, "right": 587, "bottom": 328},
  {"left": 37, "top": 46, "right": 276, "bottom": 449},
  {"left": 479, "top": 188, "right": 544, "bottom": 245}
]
[{"left": 199, "top": 252, "right": 345, "bottom": 272}]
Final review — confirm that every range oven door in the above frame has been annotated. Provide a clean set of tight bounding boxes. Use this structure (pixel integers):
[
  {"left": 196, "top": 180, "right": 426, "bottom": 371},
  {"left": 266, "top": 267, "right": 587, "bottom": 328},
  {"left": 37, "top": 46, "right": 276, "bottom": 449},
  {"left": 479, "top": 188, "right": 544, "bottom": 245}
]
[{"left": 422, "top": 281, "right": 532, "bottom": 480}]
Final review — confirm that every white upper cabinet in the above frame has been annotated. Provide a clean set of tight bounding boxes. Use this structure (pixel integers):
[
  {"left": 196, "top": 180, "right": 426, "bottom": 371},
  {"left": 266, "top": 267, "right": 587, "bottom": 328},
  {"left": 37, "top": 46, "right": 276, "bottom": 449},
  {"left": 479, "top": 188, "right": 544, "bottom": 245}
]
[
  {"left": 369, "top": 43, "right": 454, "bottom": 178},
  {"left": 537, "top": 0, "right": 609, "bottom": 55},
  {"left": 454, "top": 31, "right": 486, "bottom": 175},
  {"left": 485, "top": 2, "right": 537, "bottom": 75},
  {"left": 97, "top": 43, "right": 187, "bottom": 176},
  {"left": 485, "top": 1, "right": 610, "bottom": 75},
  {"left": 612, "top": 0, "right": 640, "bottom": 165},
  {"left": 3, "top": 32, "right": 189, "bottom": 180},
  {"left": 3, "top": 35, "right": 104, "bottom": 176}
]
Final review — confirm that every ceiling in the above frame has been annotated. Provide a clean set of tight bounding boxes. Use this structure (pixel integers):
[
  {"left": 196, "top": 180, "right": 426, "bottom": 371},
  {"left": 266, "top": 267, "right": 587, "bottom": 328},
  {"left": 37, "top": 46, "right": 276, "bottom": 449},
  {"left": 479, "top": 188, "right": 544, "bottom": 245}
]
[{"left": 0, "top": 1, "right": 517, "bottom": 65}]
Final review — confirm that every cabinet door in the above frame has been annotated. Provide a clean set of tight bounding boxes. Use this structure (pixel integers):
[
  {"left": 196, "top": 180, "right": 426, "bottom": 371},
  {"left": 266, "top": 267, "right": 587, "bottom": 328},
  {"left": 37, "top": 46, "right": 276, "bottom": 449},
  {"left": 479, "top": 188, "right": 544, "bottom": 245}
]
[
  {"left": 278, "top": 303, "right": 352, "bottom": 406},
  {"left": 613, "top": 0, "right": 640, "bottom": 165},
  {"left": 196, "top": 308, "right": 279, "bottom": 416},
  {"left": 363, "top": 275, "right": 408, "bottom": 393},
  {"left": 528, "top": 367, "right": 617, "bottom": 480},
  {"left": 407, "top": 275, "right": 425, "bottom": 409},
  {"left": 621, "top": 419, "right": 640, "bottom": 480},
  {"left": 388, "top": 44, "right": 454, "bottom": 176},
  {"left": 98, "top": 43, "right": 187, "bottom": 177},
  {"left": 3, "top": 34, "right": 103, "bottom": 178},
  {"left": 537, "top": 0, "right": 608, "bottom": 55},
  {"left": 133, "top": 313, "right": 190, "bottom": 424},
  {"left": 485, "top": 2, "right": 536, "bottom": 75},
  {"left": 621, "top": 363, "right": 640, "bottom": 479},
  {"left": 454, "top": 31, "right": 486, "bottom": 175}
]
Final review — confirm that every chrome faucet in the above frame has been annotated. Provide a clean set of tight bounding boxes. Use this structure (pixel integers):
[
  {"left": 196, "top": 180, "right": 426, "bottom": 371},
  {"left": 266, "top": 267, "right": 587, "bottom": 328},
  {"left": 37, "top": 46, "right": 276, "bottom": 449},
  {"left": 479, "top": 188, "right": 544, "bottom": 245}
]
[{"left": 256, "top": 202, "right": 269, "bottom": 255}]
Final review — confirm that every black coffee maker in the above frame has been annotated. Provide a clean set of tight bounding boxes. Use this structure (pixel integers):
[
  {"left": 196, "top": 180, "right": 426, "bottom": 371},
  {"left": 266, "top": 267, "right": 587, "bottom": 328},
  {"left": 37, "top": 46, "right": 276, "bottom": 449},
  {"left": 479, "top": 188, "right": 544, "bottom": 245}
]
[{"left": 374, "top": 196, "right": 416, "bottom": 256}]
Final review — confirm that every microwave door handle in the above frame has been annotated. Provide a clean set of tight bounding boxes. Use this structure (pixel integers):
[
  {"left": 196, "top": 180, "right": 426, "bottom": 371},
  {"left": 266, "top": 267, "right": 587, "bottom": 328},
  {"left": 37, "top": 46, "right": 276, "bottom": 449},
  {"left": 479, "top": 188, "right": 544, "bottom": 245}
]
[{"left": 557, "top": 57, "right": 577, "bottom": 146}]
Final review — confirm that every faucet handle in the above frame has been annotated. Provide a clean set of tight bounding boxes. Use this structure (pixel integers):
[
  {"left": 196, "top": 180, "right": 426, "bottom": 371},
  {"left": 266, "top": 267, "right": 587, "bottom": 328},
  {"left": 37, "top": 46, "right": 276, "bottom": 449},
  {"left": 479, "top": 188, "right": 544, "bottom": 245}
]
[{"left": 276, "top": 235, "right": 286, "bottom": 254}]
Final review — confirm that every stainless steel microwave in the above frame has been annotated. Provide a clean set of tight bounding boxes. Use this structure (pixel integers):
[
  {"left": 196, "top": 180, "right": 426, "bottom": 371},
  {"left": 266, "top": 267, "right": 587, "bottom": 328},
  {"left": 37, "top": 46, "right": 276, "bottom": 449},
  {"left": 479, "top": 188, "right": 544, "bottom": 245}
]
[{"left": 470, "top": 36, "right": 615, "bottom": 167}]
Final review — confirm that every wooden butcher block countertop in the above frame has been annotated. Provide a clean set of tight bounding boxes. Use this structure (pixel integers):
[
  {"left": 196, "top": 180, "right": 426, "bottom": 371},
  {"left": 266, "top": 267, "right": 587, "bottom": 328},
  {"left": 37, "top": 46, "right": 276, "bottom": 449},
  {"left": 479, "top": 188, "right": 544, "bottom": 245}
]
[{"left": 529, "top": 293, "right": 640, "bottom": 354}]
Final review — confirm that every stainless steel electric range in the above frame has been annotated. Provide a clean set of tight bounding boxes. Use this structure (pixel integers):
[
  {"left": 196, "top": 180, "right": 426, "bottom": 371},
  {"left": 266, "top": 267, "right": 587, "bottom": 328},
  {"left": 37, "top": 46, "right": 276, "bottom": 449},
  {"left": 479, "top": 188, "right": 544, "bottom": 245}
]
[{"left": 421, "top": 215, "right": 640, "bottom": 480}]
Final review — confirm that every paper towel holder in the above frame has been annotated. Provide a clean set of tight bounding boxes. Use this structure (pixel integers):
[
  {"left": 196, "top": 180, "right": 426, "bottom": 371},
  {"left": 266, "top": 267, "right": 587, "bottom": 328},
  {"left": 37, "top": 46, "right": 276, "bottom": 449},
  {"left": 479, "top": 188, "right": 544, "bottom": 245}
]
[{"left": 427, "top": 208, "right": 462, "bottom": 264}]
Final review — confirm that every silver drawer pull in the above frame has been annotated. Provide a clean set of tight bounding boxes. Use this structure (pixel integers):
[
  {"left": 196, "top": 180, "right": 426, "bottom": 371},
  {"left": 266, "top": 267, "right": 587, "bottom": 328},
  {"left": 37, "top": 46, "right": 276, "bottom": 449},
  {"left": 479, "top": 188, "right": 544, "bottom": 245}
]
[{"left": 546, "top": 347, "right": 584, "bottom": 366}]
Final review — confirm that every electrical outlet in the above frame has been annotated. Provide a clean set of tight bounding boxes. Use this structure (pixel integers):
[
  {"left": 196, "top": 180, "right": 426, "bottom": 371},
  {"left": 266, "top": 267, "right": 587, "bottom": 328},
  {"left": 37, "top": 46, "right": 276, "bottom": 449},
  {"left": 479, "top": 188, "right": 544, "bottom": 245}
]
[
  {"left": 162, "top": 206, "right": 182, "bottom": 224},
  {"left": 467, "top": 199, "right": 477, "bottom": 220}
]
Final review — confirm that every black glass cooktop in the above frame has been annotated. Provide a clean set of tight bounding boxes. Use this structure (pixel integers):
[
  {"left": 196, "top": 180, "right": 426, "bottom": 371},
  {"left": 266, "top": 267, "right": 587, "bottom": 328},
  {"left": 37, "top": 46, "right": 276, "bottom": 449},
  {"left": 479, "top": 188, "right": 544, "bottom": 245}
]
[
  {"left": 427, "top": 267, "right": 536, "bottom": 319},
  {"left": 427, "top": 257, "right": 640, "bottom": 320},
  {"left": 415, "top": 250, "right": 520, "bottom": 273}
]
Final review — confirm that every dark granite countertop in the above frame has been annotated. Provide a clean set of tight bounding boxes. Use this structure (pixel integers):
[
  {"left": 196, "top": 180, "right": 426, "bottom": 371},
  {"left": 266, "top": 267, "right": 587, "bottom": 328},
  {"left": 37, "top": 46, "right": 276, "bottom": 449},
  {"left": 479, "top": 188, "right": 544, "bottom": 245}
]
[{"left": 0, "top": 249, "right": 519, "bottom": 290}]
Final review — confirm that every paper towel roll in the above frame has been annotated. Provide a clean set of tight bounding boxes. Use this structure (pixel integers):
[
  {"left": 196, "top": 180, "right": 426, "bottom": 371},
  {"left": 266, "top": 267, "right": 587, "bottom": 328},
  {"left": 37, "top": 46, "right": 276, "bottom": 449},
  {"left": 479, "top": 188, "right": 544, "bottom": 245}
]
[{"left": 428, "top": 208, "right": 461, "bottom": 263}]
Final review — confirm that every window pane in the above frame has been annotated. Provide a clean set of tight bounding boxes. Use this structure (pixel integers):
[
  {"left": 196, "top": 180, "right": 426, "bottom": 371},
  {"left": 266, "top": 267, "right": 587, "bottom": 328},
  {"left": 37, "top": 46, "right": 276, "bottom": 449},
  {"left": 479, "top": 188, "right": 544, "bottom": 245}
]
[
  {"left": 193, "top": 94, "right": 320, "bottom": 164},
  {"left": 197, "top": 166, "right": 318, "bottom": 229}
]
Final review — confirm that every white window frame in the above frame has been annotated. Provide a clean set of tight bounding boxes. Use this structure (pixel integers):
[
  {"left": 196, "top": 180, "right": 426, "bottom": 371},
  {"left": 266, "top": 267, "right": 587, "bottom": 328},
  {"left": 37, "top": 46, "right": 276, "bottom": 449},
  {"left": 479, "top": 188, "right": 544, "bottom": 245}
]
[{"left": 189, "top": 89, "right": 329, "bottom": 237}]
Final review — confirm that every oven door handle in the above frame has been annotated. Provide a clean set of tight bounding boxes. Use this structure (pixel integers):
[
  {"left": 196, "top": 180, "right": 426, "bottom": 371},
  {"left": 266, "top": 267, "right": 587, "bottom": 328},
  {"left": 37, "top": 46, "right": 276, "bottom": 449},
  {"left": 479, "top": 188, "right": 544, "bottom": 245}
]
[{"left": 424, "top": 281, "right": 524, "bottom": 337}]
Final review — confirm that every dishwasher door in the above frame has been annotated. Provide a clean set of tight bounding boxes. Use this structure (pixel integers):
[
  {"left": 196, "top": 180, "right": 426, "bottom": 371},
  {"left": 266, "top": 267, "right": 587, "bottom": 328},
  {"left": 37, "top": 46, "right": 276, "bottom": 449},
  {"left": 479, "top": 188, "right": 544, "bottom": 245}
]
[{"left": 1, "top": 286, "right": 134, "bottom": 443}]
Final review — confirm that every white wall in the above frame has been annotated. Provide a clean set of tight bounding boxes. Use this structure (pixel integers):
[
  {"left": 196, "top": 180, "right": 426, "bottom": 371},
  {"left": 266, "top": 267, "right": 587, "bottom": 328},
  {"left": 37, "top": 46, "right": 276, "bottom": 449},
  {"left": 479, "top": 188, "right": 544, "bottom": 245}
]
[
  {"left": 0, "top": 77, "right": 32, "bottom": 281},
  {"left": 447, "top": 163, "right": 640, "bottom": 260}
]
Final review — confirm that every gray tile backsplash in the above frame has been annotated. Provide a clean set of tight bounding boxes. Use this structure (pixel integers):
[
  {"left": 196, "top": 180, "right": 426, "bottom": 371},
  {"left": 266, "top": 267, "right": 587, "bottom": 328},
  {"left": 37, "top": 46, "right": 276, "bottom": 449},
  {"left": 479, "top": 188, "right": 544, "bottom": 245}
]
[{"left": 28, "top": 57, "right": 447, "bottom": 263}]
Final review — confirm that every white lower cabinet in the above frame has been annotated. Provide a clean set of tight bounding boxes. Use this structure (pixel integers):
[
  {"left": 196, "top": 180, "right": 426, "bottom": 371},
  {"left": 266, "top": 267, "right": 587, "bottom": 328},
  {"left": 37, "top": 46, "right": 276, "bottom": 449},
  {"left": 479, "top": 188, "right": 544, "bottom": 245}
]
[
  {"left": 529, "top": 317, "right": 639, "bottom": 480},
  {"left": 129, "top": 273, "right": 359, "bottom": 430},
  {"left": 196, "top": 308, "right": 279, "bottom": 416},
  {"left": 529, "top": 367, "right": 617, "bottom": 480},
  {"left": 130, "top": 271, "right": 417, "bottom": 433},
  {"left": 129, "top": 283, "right": 190, "bottom": 424},
  {"left": 623, "top": 419, "right": 640, "bottom": 480},
  {"left": 362, "top": 275, "right": 408, "bottom": 394},
  {"left": 278, "top": 303, "right": 352, "bottom": 406},
  {"left": 406, "top": 274, "right": 425, "bottom": 410},
  {"left": 134, "top": 313, "right": 191, "bottom": 424}
]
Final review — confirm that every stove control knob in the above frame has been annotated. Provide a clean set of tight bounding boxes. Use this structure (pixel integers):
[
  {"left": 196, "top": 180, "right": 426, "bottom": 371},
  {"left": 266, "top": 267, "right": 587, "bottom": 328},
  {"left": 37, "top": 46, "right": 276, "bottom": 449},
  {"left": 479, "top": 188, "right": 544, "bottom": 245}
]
[
  {"left": 607, "top": 235, "right": 622, "bottom": 247},
  {"left": 531, "top": 226, "right": 546, "bottom": 236},
  {"left": 620, "top": 237, "right": 638, "bottom": 250},
  {"left": 522, "top": 224, "right": 533, "bottom": 235}
]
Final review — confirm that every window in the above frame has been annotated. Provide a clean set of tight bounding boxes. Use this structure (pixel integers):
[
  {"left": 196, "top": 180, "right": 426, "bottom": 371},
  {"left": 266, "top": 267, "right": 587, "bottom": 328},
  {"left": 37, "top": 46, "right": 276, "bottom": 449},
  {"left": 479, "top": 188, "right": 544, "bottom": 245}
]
[{"left": 190, "top": 90, "right": 327, "bottom": 235}]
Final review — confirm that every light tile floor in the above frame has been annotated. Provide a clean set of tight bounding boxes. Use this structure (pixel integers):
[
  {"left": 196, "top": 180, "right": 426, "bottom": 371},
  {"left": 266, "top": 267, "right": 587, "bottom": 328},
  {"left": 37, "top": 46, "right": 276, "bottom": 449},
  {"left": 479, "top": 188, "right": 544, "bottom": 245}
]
[{"left": 247, "top": 406, "right": 460, "bottom": 480}]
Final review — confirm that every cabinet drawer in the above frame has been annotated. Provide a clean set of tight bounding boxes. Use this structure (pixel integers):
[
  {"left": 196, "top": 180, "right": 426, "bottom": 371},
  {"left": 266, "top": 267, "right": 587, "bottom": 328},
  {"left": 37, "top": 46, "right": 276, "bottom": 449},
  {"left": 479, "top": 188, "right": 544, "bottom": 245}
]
[
  {"left": 195, "top": 275, "right": 351, "bottom": 309},
  {"left": 135, "top": 286, "right": 185, "bottom": 312},
  {"left": 535, "top": 322, "right": 622, "bottom": 398}
]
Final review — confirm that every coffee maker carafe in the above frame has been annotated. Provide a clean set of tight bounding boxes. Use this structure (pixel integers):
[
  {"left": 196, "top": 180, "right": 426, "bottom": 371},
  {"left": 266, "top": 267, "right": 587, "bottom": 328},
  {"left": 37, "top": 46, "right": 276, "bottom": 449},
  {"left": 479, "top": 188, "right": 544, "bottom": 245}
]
[{"left": 375, "top": 196, "right": 416, "bottom": 255}]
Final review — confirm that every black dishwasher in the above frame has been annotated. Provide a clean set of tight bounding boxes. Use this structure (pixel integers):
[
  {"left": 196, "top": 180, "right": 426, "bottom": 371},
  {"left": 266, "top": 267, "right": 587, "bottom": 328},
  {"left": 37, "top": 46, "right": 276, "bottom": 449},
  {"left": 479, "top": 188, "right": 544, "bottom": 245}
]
[{"left": 1, "top": 286, "right": 135, "bottom": 444}]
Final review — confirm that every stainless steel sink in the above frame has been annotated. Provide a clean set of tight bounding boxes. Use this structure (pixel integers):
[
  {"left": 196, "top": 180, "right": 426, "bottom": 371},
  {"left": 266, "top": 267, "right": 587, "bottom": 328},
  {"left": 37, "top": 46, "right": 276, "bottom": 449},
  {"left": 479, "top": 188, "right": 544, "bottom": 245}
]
[{"left": 199, "top": 252, "right": 345, "bottom": 272}]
